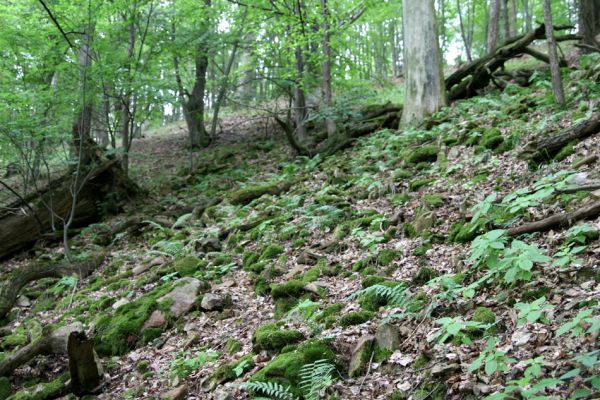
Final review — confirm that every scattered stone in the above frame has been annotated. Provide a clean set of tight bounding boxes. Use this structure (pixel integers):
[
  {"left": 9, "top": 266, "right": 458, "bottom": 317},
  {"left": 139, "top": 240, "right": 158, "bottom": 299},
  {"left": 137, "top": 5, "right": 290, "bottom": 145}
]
[
  {"left": 284, "top": 265, "right": 308, "bottom": 280},
  {"left": 447, "top": 147, "right": 461, "bottom": 160},
  {"left": 159, "top": 277, "right": 205, "bottom": 318},
  {"left": 349, "top": 335, "right": 376, "bottom": 377},
  {"left": 213, "top": 390, "right": 232, "bottom": 400},
  {"left": 413, "top": 212, "right": 435, "bottom": 234},
  {"left": 143, "top": 310, "right": 166, "bottom": 329},
  {"left": 195, "top": 237, "right": 222, "bottom": 253},
  {"left": 133, "top": 264, "right": 151, "bottom": 276},
  {"left": 16, "top": 296, "right": 30, "bottom": 308},
  {"left": 297, "top": 250, "right": 319, "bottom": 265},
  {"left": 160, "top": 384, "right": 188, "bottom": 400},
  {"left": 201, "top": 293, "right": 227, "bottom": 311},
  {"left": 592, "top": 189, "right": 600, "bottom": 200},
  {"left": 304, "top": 282, "right": 326, "bottom": 295},
  {"left": 431, "top": 363, "right": 460, "bottom": 378},
  {"left": 112, "top": 298, "right": 129, "bottom": 310},
  {"left": 375, "top": 323, "right": 401, "bottom": 351},
  {"left": 511, "top": 330, "right": 532, "bottom": 347}
]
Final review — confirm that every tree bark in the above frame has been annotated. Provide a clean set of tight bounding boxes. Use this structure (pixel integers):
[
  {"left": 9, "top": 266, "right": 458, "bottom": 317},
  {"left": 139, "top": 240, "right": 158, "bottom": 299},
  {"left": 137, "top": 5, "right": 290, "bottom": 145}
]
[
  {"left": 321, "top": 0, "right": 337, "bottom": 138},
  {"left": 183, "top": 0, "right": 212, "bottom": 149},
  {"left": 543, "top": 0, "right": 566, "bottom": 106},
  {"left": 68, "top": 332, "right": 102, "bottom": 396},
  {"left": 579, "top": 0, "right": 600, "bottom": 51},
  {"left": 457, "top": 0, "right": 473, "bottom": 62},
  {"left": 487, "top": 0, "right": 502, "bottom": 52},
  {"left": 401, "top": 0, "right": 446, "bottom": 126}
]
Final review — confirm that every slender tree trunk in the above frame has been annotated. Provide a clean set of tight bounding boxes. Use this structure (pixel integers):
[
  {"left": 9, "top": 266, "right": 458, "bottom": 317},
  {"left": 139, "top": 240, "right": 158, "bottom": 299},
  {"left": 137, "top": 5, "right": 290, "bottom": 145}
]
[
  {"left": 321, "top": 0, "right": 336, "bottom": 137},
  {"left": 510, "top": 0, "right": 518, "bottom": 36},
  {"left": 120, "top": 16, "right": 135, "bottom": 175},
  {"left": 457, "top": 0, "right": 473, "bottom": 61},
  {"left": 72, "top": 31, "right": 93, "bottom": 162},
  {"left": 523, "top": 0, "right": 533, "bottom": 32},
  {"left": 502, "top": 0, "right": 510, "bottom": 40},
  {"left": 579, "top": 0, "right": 600, "bottom": 50},
  {"left": 294, "top": 46, "right": 308, "bottom": 143},
  {"left": 401, "top": 0, "right": 446, "bottom": 126},
  {"left": 543, "top": 0, "right": 566, "bottom": 106},
  {"left": 488, "top": 0, "right": 502, "bottom": 52}
]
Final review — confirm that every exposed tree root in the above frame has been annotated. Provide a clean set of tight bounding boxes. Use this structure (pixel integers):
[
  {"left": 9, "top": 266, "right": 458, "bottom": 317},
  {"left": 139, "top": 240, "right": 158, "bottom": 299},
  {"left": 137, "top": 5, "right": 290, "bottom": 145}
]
[
  {"left": 507, "top": 200, "right": 600, "bottom": 236},
  {"left": 0, "top": 254, "right": 105, "bottom": 321},
  {"left": 519, "top": 112, "right": 600, "bottom": 162}
]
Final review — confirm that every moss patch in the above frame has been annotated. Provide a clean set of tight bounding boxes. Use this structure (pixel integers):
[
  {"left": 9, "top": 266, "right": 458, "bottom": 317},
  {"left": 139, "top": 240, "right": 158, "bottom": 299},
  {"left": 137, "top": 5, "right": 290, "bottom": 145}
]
[
  {"left": 260, "top": 244, "right": 284, "bottom": 261},
  {"left": 409, "top": 179, "right": 435, "bottom": 192},
  {"left": 174, "top": 256, "right": 203, "bottom": 277},
  {"left": 250, "top": 340, "right": 336, "bottom": 398},
  {"left": 407, "top": 146, "right": 438, "bottom": 164},
  {"left": 339, "top": 311, "right": 375, "bottom": 327},
  {"left": 0, "top": 377, "right": 10, "bottom": 400},
  {"left": 252, "top": 323, "right": 303, "bottom": 353}
]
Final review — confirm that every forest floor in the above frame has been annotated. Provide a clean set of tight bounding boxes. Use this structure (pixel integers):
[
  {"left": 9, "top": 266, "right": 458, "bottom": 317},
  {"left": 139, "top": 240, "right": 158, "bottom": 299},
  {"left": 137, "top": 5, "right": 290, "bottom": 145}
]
[{"left": 1, "top": 58, "right": 600, "bottom": 400}]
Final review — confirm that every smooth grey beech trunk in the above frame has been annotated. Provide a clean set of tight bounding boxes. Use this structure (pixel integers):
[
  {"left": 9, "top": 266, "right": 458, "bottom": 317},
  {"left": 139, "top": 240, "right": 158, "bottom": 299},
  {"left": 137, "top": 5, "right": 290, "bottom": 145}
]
[
  {"left": 543, "top": 0, "right": 566, "bottom": 106},
  {"left": 487, "top": 0, "right": 501, "bottom": 52},
  {"left": 401, "top": 0, "right": 446, "bottom": 126}
]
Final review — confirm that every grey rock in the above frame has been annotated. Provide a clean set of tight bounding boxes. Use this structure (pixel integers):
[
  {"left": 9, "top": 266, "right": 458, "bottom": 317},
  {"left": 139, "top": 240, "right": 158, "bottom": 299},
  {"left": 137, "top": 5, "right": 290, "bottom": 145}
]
[
  {"left": 159, "top": 277, "right": 203, "bottom": 317},
  {"left": 431, "top": 363, "right": 460, "bottom": 378},
  {"left": 375, "top": 323, "right": 401, "bottom": 351},
  {"left": 349, "top": 336, "right": 375, "bottom": 378},
  {"left": 160, "top": 384, "right": 188, "bottom": 400},
  {"left": 195, "top": 237, "right": 222, "bottom": 253},
  {"left": 201, "top": 293, "right": 227, "bottom": 311}
]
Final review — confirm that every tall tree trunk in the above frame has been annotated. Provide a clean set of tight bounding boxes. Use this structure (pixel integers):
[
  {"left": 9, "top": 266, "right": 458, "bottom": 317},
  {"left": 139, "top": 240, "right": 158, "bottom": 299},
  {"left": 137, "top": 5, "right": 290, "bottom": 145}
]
[
  {"left": 488, "top": 0, "right": 502, "bottom": 52},
  {"left": 321, "top": 0, "right": 336, "bottom": 137},
  {"left": 401, "top": 0, "right": 446, "bottom": 126},
  {"left": 510, "top": 0, "right": 518, "bottom": 36},
  {"left": 523, "top": 0, "right": 533, "bottom": 32},
  {"left": 236, "top": 33, "right": 256, "bottom": 104},
  {"left": 579, "top": 0, "right": 600, "bottom": 50},
  {"left": 182, "top": 0, "right": 211, "bottom": 149},
  {"left": 457, "top": 0, "right": 473, "bottom": 61},
  {"left": 120, "top": 16, "right": 135, "bottom": 175},
  {"left": 502, "top": 0, "right": 510, "bottom": 40},
  {"left": 294, "top": 46, "right": 308, "bottom": 143},
  {"left": 543, "top": 0, "right": 566, "bottom": 105},
  {"left": 72, "top": 31, "right": 93, "bottom": 163}
]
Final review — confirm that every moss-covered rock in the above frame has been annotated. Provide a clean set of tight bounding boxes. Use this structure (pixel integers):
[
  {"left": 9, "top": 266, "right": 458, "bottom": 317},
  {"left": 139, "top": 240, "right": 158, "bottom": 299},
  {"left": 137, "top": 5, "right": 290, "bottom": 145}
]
[
  {"left": 480, "top": 128, "right": 504, "bottom": 150},
  {"left": 472, "top": 307, "right": 496, "bottom": 325},
  {"left": 409, "top": 179, "right": 436, "bottom": 192},
  {"left": 250, "top": 340, "right": 336, "bottom": 398},
  {"left": 207, "top": 354, "right": 255, "bottom": 388},
  {"left": 407, "top": 146, "right": 438, "bottom": 165},
  {"left": 377, "top": 249, "right": 400, "bottom": 266},
  {"left": 230, "top": 180, "right": 290, "bottom": 205},
  {"left": 423, "top": 194, "right": 444, "bottom": 208},
  {"left": 412, "top": 241, "right": 432, "bottom": 257},
  {"left": 174, "top": 256, "right": 203, "bottom": 277},
  {"left": 1, "top": 333, "right": 28, "bottom": 350},
  {"left": 0, "top": 377, "right": 10, "bottom": 400},
  {"left": 448, "top": 221, "right": 478, "bottom": 243},
  {"left": 260, "top": 244, "right": 284, "bottom": 261},
  {"left": 8, "top": 373, "right": 68, "bottom": 400},
  {"left": 554, "top": 142, "right": 575, "bottom": 162},
  {"left": 226, "top": 339, "right": 242, "bottom": 355},
  {"left": 349, "top": 336, "right": 375, "bottom": 377},
  {"left": 252, "top": 323, "right": 303, "bottom": 353},
  {"left": 340, "top": 311, "right": 375, "bottom": 327}
]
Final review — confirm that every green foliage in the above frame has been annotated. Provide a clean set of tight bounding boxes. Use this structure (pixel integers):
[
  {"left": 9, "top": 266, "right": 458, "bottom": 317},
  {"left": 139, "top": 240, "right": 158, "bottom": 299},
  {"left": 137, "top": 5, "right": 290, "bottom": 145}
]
[
  {"left": 468, "top": 338, "right": 515, "bottom": 375},
  {"left": 170, "top": 350, "right": 219, "bottom": 379},
  {"left": 556, "top": 309, "right": 600, "bottom": 337},
  {"left": 515, "top": 296, "right": 553, "bottom": 326},
  {"left": 299, "top": 359, "right": 336, "bottom": 400},
  {"left": 349, "top": 283, "right": 409, "bottom": 311},
  {"left": 427, "top": 316, "right": 490, "bottom": 345},
  {"left": 242, "top": 381, "right": 296, "bottom": 400}
]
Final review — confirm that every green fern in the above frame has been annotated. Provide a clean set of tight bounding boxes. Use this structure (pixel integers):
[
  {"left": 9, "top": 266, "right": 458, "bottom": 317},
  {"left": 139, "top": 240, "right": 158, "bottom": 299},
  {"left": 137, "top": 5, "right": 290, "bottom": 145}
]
[
  {"left": 348, "top": 283, "right": 409, "bottom": 306},
  {"left": 242, "top": 381, "right": 297, "bottom": 400},
  {"left": 299, "top": 359, "right": 336, "bottom": 400}
]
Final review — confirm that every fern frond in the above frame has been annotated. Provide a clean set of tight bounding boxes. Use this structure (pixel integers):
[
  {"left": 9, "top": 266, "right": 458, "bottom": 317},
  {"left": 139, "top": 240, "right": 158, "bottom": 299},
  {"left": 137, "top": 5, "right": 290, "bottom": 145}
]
[
  {"left": 348, "top": 284, "right": 409, "bottom": 306},
  {"left": 299, "top": 359, "right": 336, "bottom": 400},
  {"left": 242, "top": 381, "right": 297, "bottom": 400}
]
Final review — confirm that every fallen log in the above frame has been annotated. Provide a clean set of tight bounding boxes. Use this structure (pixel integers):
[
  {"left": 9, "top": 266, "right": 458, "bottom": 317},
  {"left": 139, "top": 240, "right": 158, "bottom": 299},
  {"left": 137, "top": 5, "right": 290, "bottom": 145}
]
[
  {"left": 0, "top": 254, "right": 104, "bottom": 321},
  {"left": 519, "top": 112, "right": 600, "bottom": 162},
  {"left": 507, "top": 200, "right": 600, "bottom": 236},
  {"left": 0, "top": 322, "right": 84, "bottom": 376},
  {"left": 0, "top": 155, "right": 138, "bottom": 260},
  {"left": 557, "top": 182, "right": 600, "bottom": 194},
  {"left": 445, "top": 24, "right": 575, "bottom": 101}
]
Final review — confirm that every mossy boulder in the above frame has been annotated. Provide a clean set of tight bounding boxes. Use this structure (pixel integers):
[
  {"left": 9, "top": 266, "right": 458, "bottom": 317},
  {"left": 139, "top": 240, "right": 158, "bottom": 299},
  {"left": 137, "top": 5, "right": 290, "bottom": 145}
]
[
  {"left": 407, "top": 146, "right": 438, "bottom": 165},
  {"left": 409, "top": 179, "right": 435, "bottom": 192},
  {"left": 1, "top": 333, "right": 28, "bottom": 350},
  {"left": 250, "top": 340, "right": 336, "bottom": 398},
  {"left": 270, "top": 280, "right": 307, "bottom": 316},
  {"left": 230, "top": 180, "right": 290, "bottom": 205},
  {"left": 480, "top": 128, "right": 504, "bottom": 150},
  {"left": 206, "top": 354, "right": 255, "bottom": 389},
  {"left": 174, "top": 256, "right": 203, "bottom": 277},
  {"left": 472, "top": 307, "right": 496, "bottom": 325},
  {"left": 349, "top": 336, "right": 375, "bottom": 377},
  {"left": 377, "top": 249, "right": 401, "bottom": 266},
  {"left": 0, "top": 377, "right": 10, "bottom": 400},
  {"left": 252, "top": 323, "right": 303, "bottom": 353},
  {"left": 340, "top": 311, "right": 375, "bottom": 327},
  {"left": 260, "top": 244, "right": 284, "bottom": 261},
  {"left": 7, "top": 373, "right": 68, "bottom": 400},
  {"left": 423, "top": 194, "right": 444, "bottom": 208}
]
